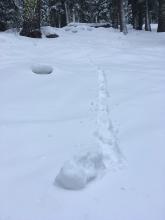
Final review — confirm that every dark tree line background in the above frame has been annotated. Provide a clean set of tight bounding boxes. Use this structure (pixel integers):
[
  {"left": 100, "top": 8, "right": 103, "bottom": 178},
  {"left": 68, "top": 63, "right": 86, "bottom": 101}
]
[{"left": 0, "top": 0, "right": 165, "bottom": 37}]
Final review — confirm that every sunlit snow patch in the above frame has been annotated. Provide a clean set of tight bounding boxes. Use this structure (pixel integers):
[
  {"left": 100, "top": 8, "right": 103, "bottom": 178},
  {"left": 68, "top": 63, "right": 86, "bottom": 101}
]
[
  {"left": 31, "top": 64, "right": 53, "bottom": 75},
  {"left": 55, "top": 151, "right": 105, "bottom": 190}
]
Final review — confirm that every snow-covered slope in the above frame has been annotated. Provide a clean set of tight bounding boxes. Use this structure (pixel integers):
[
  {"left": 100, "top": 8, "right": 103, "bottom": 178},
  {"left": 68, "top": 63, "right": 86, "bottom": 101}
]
[{"left": 0, "top": 25, "right": 165, "bottom": 220}]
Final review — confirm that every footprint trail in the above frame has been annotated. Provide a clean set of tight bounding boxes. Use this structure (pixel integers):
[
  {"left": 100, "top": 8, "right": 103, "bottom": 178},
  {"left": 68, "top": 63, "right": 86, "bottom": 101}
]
[{"left": 96, "top": 68, "right": 123, "bottom": 168}]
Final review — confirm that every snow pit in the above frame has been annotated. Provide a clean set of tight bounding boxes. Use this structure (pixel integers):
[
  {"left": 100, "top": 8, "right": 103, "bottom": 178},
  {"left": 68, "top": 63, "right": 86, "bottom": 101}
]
[
  {"left": 31, "top": 64, "right": 53, "bottom": 75},
  {"left": 55, "top": 151, "right": 105, "bottom": 190}
]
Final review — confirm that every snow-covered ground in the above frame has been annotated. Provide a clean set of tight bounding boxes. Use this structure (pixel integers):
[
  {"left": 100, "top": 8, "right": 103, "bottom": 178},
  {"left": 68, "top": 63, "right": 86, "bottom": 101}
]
[{"left": 0, "top": 25, "right": 165, "bottom": 220}]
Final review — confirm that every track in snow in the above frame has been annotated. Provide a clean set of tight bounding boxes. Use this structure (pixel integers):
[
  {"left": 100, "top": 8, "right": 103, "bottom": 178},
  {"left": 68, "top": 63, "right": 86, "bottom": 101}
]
[
  {"left": 95, "top": 68, "right": 123, "bottom": 168},
  {"left": 55, "top": 65, "right": 123, "bottom": 190}
]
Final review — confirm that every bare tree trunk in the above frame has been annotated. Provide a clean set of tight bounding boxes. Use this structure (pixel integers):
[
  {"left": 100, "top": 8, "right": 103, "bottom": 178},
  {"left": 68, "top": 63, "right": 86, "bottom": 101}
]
[
  {"left": 0, "top": 22, "right": 6, "bottom": 31},
  {"left": 131, "top": 0, "right": 137, "bottom": 29},
  {"left": 72, "top": 8, "right": 75, "bottom": 23},
  {"left": 58, "top": 14, "right": 61, "bottom": 28},
  {"left": 158, "top": 0, "right": 165, "bottom": 32},
  {"left": 119, "top": 0, "right": 128, "bottom": 34},
  {"left": 111, "top": 0, "right": 119, "bottom": 29},
  {"left": 49, "top": 0, "right": 57, "bottom": 27},
  {"left": 145, "top": 0, "right": 151, "bottom": 31},
  {"left": 65, "top": 2, "right": 70, "bottom": 24},
  {"left": 137, "top": 3, "right": 143, "bottom": 30},
  {"left": 131, "top": 1, "right": 143, "bottom": 30}
]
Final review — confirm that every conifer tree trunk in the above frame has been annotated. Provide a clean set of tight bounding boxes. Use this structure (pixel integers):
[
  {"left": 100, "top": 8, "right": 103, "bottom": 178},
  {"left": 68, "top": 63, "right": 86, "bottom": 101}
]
[
  {"left": 119, "top": 0, "right": 128, "bottom": 34},
  {"left": 49, "top": 0, "right": 66, "bottom": 28},
  {"left": 64, "top": 2, "right": 70, "bottom": 24},
  {"left": 111, "top": 0, "right": 119, "bottom": 29},
  {"left": 137, "top": 3, "right": 143, "bottom": 30},
  {"left": 145, "top": 0, "right": 151, "bottom": 31},
  {"left": 49, "top": 1, "right": 57, "bottom": 27},
  {"left": 158, "top": 0, "right": 165, "bottom": 32},
  {"left": 131, "top": 1, "right": 143, "bottom": 30},
  {"left": 0, "top": 0, "right": 6, "bottom": 31},
  {"left": 20, "top": 0, "right": 41, "bottom": 38},
  {"left": 131, "top": 0, "right": 137, "bottom": 29}
]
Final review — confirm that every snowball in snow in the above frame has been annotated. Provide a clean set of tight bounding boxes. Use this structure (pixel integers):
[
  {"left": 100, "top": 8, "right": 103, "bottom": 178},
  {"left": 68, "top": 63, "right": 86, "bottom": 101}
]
[
  {"left": 87, "top": 27, "right": 93, "bottom": 31},
  {"left": 55, "top": 161, "right": 87, "bottom": 190},
  {"left": 41, "top": 26, "right": 58, "bottom": 37},
  {"left": 55, "top": 151, "right": 105, "bottom": 190},
  {"left": 65, "top": 27, "right": 71, "bottom": 31},
  {"left": 72, "top": 29, "right": 78, "bottom": 33},
  {"left": 31, "top": 64, "right": 53, "bottom": 75}
]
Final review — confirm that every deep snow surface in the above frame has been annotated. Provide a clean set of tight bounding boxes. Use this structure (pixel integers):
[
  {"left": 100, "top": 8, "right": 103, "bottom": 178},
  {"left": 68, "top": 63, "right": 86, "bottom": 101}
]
[{"left": 0, "top": 25, "right": 165, "bottom": 220}]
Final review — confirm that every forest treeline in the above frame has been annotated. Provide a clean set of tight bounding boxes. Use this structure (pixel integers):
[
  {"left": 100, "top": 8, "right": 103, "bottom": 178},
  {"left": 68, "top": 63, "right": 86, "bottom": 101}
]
[{"left": 0, "top": 0, "right": 165, "bottom": 37}]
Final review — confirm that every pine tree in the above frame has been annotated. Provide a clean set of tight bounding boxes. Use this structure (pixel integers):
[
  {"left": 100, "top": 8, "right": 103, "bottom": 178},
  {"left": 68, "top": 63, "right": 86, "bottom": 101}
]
[
  {"left": 49, "top": 0, "right": 67, "bottom": 27},
  {"left": 20, "top": 0, "right": 41, "bottom": 38},
  {"left": 41, "top": 0, "right": 49, "bottom": 26},
  {"left": 0, "top": 0, "right": 18, "bottom": 31},
  {"left": 158, "top": 0, "right": 165, "bottom": 32},
  {"left": 0, "top": 1, "right": 6, "bottom": 31}
]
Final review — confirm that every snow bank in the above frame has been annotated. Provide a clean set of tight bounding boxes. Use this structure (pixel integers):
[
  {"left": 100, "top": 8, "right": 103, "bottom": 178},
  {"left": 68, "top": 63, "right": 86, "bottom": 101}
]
[
  {"left": 31, "top": 64, "right": 53, "bottom": 75},
  {"left": 55, "top": 151, "right": 105, "bottom": 190}
]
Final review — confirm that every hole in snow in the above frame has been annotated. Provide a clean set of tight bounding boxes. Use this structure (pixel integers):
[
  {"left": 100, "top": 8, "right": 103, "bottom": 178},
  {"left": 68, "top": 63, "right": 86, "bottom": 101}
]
[{"left": 31, "top": 64, "right": 53, "bottom": 75}]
